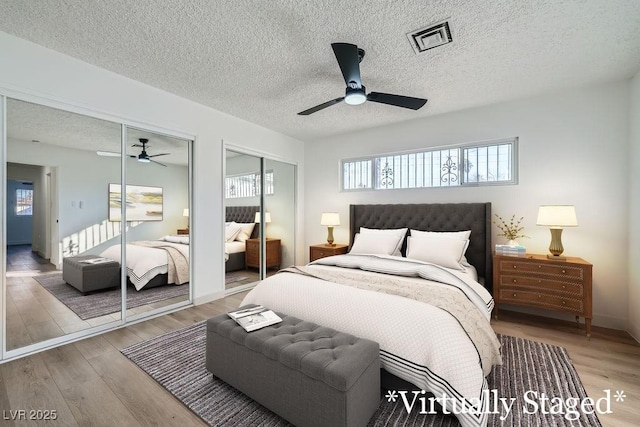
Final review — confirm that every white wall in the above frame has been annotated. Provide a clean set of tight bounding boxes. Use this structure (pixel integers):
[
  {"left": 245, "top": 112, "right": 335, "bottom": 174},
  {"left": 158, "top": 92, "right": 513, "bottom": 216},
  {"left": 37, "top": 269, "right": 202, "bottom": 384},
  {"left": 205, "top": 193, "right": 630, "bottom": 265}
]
[
  {"left": 0, "top": 31, "right": 305, "bottom": 305},
  {"left": 628, "top": 70, "right": 640, "bottom": 341},
  {"left": 305, "top": 80, "right": 630, "bottom": 330}
]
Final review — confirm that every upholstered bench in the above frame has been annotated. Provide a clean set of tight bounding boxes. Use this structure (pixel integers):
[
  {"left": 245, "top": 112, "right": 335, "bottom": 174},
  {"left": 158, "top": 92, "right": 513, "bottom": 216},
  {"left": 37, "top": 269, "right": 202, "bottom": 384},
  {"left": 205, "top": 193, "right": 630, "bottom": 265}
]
[
  {"left": 62, "top": 255, "right": 120, "bottom": 294},
  {"left": 206, "top": 309, "right": 380, "bottom": 427}
]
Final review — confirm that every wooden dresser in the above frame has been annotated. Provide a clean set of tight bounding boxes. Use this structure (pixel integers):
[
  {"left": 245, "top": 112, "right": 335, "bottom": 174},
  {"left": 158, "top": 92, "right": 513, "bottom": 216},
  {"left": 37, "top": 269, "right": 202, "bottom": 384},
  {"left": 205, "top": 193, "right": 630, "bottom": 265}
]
[
  {"left": 493, "top": 254, "right": 593, "bottom": 337},
  {"left": 309, "top": 243, "right": 348, "bottom": 262},
  {"left": 245, "top": 238, "right": 281, "bottom": 270},
  {"left": 176, "top": 229, "right": 189, "bottom": 235}
]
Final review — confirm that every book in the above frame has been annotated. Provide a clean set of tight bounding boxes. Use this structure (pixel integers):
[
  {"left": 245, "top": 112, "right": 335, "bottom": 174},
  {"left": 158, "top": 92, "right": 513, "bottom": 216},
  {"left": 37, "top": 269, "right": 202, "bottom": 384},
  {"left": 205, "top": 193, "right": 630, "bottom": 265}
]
[
  {"left": 495, "top": 244, "right": 526, "bottom": 257},
  {"left": 78, "top": 257, "right": 114, "bottom": 264},
  {"left": 227, "top": 305, "right": 282, "bottom": 332}
]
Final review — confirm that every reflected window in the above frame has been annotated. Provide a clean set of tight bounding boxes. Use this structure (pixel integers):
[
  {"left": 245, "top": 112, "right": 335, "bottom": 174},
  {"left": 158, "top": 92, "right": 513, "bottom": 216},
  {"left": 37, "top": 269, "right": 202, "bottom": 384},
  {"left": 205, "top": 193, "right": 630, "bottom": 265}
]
[
  {"left": 225, "top": 170, "right": 273, "bottom": 199},
  {"left": 16, "top": 188, "right": 33, "bottom": 216}
]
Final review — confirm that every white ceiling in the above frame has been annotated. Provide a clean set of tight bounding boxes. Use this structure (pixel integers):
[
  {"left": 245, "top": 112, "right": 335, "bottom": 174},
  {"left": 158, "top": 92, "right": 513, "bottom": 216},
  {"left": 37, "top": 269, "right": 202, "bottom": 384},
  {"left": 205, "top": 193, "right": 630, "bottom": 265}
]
[{"left": 1, "top": 0, "right": 639, "bottom": 142}]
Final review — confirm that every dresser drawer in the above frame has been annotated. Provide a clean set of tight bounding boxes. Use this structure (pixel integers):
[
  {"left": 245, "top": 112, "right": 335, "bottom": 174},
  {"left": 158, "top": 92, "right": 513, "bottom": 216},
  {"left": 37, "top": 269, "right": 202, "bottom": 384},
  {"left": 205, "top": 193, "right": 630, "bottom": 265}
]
[
  {"left": 311, "top": 248, "right": 333, "bottom": 260},
  {"left": 498, "top": 259, "right": 585, "bottom": 280},
  {"left": 499, "top": 275, "right": 584, "bottom": 296},
  {"left": 499, "top": 289, "right": 584, "bottom": 314}
]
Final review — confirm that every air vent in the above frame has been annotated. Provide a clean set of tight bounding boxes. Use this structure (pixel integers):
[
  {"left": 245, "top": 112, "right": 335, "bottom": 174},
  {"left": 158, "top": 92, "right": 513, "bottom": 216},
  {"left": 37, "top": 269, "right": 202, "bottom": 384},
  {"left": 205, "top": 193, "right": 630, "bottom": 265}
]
[{"left": 407, "top": 20, "right": 452, "bottom": 54}]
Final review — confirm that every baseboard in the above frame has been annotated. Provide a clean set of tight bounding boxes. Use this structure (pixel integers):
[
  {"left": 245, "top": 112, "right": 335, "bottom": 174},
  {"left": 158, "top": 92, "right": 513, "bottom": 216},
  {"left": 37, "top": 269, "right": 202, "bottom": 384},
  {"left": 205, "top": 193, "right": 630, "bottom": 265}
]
[
  {"left": 628, "top": 319, "right": 640, "bottom": 344},
  {"left": 193, "top": 290, "right": 226, "bottom": 305}
]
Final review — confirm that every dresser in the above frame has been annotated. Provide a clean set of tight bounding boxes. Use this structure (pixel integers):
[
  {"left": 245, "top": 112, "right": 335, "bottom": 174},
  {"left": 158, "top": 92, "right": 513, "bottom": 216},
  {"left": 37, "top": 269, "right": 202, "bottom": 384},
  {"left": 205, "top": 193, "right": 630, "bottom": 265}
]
[
  {"left": 309, "top": 243, "right": 349, "bottom": 262},
  {"left": 493, "top": 254, "right": 593, "bottom": 337},
  {"left": 245, "top": 238, "right": 281, "bottom": 270},
  {"left": 176, "top": 228, "right": 189, "bottom": 235}
]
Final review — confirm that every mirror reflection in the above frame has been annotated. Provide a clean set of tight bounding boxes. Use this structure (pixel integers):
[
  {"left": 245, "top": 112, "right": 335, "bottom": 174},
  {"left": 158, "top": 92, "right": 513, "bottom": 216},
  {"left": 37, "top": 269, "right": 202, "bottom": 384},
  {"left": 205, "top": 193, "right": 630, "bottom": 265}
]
[{"left": 5, "top": 98, "right": 122, "bottom": 350}]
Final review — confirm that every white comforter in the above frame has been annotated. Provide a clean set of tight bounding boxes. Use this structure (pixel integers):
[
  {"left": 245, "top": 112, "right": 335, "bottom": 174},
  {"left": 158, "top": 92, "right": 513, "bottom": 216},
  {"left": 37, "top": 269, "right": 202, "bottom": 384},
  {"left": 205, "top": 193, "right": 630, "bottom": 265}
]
[
  {"left": 242, "top": 254, "right": 502, "bottom": 427},
  {"left": 100, "top": 241, "right": 189, "bottom": 290}
]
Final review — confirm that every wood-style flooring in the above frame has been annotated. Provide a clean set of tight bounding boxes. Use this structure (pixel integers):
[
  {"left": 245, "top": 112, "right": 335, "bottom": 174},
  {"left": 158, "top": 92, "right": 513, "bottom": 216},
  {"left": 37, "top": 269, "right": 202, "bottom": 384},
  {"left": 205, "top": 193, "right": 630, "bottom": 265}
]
[{"left": 0, "top": 291, "right": 638, "bottom": 427}]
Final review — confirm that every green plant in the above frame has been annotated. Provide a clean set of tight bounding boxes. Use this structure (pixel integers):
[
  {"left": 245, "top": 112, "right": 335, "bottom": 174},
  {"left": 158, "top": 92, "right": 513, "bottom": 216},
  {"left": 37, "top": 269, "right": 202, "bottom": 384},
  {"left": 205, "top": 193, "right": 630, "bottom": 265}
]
[{"left": 493, "top": 214, "right": 529, "bottom": 241}]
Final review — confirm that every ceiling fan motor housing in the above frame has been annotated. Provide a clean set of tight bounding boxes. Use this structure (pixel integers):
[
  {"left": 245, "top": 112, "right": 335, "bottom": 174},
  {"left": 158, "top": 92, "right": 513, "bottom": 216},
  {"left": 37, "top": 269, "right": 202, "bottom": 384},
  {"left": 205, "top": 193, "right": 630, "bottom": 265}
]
[{"left": 345, "top": 85, "right": 367, "bottom": 105}]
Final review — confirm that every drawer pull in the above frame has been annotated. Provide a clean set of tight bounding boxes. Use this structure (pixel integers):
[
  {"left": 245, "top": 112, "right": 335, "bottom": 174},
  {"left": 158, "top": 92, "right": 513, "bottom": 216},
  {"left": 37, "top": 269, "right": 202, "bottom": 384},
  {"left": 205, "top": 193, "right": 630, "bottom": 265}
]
[
  {"left": 562, "top": 285, "right": 566, "bottom": 289},
  {"left": 538, "top": 265, "right": 542, "bottom": 269},
  {"left": 512, "top": 279, "right": 517, "bottom": 283},
  {"left": 513, "top": 293, "right": 517, "bottom": 297},
  {"left": 513, "top": 265, "right": 517, "bottom": 269},
  {"left": 562, "top": 269, "right": 566, "bottom": 274},
  {"left": 562, "top": 300, "right": 567, "bottom": 305}
]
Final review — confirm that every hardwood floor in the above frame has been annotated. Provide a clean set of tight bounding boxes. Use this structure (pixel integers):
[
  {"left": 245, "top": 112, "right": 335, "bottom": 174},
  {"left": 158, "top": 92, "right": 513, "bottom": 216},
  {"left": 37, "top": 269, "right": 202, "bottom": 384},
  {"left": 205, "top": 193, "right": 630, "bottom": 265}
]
[{"left": 1, "top": 291, "right": 638, "bottom": 427}]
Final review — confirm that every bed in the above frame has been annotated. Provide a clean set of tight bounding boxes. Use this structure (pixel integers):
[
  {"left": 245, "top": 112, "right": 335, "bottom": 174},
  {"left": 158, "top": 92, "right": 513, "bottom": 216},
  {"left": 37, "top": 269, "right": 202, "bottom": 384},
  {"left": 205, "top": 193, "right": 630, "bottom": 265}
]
[
  {"left": 225, "top": 206, "right": 259, "bottom": 272},
  {"left": 100, "top": 235, "right": 190, "bottom": 291},
  {"left": 242, "top": 203, "right": 501, "bottom": 427}
]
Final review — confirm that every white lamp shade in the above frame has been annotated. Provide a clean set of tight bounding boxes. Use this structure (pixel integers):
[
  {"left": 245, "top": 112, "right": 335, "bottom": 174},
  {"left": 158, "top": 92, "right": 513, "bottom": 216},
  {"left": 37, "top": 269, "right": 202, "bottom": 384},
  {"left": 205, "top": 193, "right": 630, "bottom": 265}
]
[
  {"left": 536, "top": 205, "right": 578, "bottom": 227},
  {"left": 183, "top": 208, "right": 189, "bottom": 217},
  {"left": 254, "top": 212, "right": 271, "bottom": 223},
  {"left": 320, "top": 212, "right": 340, "bottom": 226}
]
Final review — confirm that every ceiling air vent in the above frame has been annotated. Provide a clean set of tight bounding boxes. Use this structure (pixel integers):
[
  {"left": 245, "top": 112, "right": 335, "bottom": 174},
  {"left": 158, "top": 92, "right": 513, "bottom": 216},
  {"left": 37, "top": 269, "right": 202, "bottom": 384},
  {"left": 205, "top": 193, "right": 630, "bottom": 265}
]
[{"left": 407, "top": 20, "right": 452, "bottom": 54}]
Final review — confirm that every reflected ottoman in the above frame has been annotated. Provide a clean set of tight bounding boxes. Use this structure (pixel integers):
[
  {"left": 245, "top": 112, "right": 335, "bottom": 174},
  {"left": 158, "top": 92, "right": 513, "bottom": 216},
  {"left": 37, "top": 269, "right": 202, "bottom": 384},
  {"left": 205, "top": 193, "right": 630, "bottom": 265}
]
[{"left": 62, "top": 255, "right": 120, "bottom": 294}]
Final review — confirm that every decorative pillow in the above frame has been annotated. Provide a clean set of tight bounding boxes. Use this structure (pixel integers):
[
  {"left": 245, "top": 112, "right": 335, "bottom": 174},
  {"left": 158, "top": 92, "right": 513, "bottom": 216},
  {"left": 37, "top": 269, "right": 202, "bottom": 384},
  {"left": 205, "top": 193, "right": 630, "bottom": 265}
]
[
  {"left": 349, "top": 233, "right": 406, "bottom": 256},
  {"left": 160, "top": 235, "right": 189, "bottom": 245},
  {"left": 359, "top": 227, "right": 407, "bottom": 256},
  {"left": 235, "top": 222, "right": 256, "bottom": 242},
  {"left": 225, "top": 222, "right": 242, "bottom": 242},
  {"left": 406, "top": 236, "right": 469, "bottom": 270}
]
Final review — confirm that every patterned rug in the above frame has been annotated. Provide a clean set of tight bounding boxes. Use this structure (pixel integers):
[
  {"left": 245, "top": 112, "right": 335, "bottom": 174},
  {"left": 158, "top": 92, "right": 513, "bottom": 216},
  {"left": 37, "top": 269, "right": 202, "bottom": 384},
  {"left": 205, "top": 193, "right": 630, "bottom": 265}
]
[
  {"left": 35, "top": 273, "right": 189, "bottom": 320},
  {"left": 121, "top": 322, "right": 601, "bottom": 427}
]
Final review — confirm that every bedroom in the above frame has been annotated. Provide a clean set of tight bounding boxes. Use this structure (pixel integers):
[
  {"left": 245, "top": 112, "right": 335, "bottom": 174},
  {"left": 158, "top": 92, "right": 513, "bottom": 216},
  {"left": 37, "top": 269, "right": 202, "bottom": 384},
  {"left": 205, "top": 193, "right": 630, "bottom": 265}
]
[{"left": 0, "top": 1, "right": 639, "bottom": 426}]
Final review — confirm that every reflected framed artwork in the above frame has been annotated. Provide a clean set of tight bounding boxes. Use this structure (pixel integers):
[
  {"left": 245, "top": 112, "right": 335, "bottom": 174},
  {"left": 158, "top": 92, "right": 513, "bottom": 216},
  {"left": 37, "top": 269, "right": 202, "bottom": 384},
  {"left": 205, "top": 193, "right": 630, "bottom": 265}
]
[{"left": 109, "top": 183, "right": 163, "bottom": 221}]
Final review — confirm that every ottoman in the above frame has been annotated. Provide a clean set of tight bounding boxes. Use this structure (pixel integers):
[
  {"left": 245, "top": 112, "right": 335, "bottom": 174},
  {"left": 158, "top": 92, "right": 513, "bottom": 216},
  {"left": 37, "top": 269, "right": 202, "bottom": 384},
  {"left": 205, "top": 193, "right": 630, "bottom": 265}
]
[
  {"left": 206, "top": 309, "right": 380, "bottom": 427},
  {"left": 62, "top": 255, "right": 120, "bottom": 293}
]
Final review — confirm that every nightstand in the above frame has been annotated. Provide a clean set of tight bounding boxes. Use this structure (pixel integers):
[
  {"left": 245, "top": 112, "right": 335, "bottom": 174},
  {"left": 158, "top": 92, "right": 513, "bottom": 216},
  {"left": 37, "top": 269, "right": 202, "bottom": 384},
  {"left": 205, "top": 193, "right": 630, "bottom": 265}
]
[
  {"left": 310, "top": 243, "right": 348, "bottom": 262},
  {"left": 245, "top": 238, "right": 281, "bottom": 270},
  {"left": 493, "top": 254, "right": 593, "bottom": 337},
  {"left": 176, "top": 229, "right": 189, "bottom": 235}
]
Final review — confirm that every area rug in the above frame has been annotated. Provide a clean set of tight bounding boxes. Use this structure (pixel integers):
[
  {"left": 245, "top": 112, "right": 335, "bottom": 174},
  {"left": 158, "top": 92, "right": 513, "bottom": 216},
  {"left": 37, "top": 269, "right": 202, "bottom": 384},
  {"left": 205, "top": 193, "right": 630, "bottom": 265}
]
[
  {"left": 121, "top": 322, "right": 601, "bottom": 427},
  {"left": 35, "top": 273, "right": 189, "bottom": 320},
  {"left": 224, "top": 271, "right": 250, "bottom": 285}
]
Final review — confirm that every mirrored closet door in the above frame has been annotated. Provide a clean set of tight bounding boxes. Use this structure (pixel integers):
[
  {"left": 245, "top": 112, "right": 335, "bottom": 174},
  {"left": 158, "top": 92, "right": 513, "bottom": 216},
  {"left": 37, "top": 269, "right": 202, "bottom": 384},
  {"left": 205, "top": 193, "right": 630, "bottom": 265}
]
[
  {"left": 4, "top": 98, "right": 123, "bottom": 351},
  {"left": 224, "top": 148, "right": 296, "bottom": 292}
]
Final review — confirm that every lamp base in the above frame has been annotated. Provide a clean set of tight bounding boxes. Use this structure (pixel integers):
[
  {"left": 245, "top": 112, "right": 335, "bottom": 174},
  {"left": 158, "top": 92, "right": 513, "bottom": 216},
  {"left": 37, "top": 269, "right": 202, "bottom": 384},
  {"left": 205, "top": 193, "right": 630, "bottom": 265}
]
[{"left": 547, "top": 254, "right": 567, "bottom": 260}]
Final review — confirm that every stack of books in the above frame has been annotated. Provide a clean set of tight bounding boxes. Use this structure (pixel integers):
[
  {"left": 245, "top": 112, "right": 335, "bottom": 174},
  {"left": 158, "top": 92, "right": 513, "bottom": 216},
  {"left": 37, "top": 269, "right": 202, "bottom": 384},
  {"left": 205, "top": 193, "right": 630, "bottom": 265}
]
[{"left": 495, "top": 244, "right": 526, "bottom": 257}]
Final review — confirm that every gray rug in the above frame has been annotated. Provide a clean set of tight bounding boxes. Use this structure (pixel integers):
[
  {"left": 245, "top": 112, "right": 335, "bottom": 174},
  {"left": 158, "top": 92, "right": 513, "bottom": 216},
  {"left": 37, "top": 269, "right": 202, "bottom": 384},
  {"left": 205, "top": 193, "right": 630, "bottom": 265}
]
[
  {"left": 35, "top": 273, "right": 189, "bottom": 320},
  {"left": 121, "top": 322, "right": 601, "bottom": 427},
  {"left": 225, "top": 271, "right": 250, "bottom": 284}
]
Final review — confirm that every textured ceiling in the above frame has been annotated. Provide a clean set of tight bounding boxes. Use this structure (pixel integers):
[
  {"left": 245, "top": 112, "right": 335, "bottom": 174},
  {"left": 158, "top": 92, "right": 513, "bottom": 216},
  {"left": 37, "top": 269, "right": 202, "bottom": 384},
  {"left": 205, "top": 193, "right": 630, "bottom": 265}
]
[{"left": 1, "top": 0, "right": 639, "bottom": 142}]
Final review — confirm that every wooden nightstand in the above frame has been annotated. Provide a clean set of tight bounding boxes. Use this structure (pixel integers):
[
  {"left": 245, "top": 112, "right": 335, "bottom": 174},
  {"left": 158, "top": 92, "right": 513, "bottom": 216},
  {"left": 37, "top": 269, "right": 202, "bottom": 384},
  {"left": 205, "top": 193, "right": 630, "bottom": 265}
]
[
  {"left": 176, "top": 229, "right": 189, "bottom": 235},
  {"left": 493, "top": 253, "right": 593, "bottom": 337},
  {"left": 310, "top": 243, "right": 348, "bottom": 262},
  {"left": 245, "top": 238, "right": 281, "bottom": 270}
]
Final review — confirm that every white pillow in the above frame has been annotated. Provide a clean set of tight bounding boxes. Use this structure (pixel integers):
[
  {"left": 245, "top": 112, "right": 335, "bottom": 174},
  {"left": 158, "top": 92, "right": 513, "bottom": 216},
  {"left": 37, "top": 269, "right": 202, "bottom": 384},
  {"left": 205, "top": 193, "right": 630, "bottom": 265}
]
[
  {"left": 225, "top": 222, "right": 242, "bottom": 242},
  {"left": 359, "top": 227, "right": 407, "bottom": 256},
  {"left": 406, "top": 236, "right": 468, "bottom": 270},
  {"left": 160, "top": 235, "right": 189, "bottom": 245},
  {"left": 235, "top": 222, "right": 255, "bottom": 242},
  {"left": 410, "top": 229, "right": 471, "bottom": 241},
  {"left": 349, "top": 233, "right": 406, "bottom": 256}
]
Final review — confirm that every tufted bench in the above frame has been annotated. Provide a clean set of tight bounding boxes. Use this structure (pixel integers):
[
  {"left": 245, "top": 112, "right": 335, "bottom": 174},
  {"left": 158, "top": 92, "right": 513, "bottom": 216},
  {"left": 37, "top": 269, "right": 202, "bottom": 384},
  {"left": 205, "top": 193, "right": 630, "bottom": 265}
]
[
  {"left": 206, "top": 308, "right": 380, "bottom": 427},
  {"left": 62, "top": 255, "right": 120, "bottom": 294}
]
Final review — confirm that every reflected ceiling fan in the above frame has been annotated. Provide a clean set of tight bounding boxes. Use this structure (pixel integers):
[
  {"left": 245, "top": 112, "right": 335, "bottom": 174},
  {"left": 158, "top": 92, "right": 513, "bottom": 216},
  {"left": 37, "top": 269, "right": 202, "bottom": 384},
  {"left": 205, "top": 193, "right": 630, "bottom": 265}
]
[
  {"left": 97, "top": 138, "right": 169, "bottom": 167},
  {"left": 298, "top": 42, "right": 428, "bottom": 116}
]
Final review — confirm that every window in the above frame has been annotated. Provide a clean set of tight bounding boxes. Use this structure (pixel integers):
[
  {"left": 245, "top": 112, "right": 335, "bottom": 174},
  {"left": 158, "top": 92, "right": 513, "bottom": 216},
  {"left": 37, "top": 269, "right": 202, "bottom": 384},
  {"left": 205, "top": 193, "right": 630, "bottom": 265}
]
[
  {"left": 225, "top": 171, "right": 274, "bottom": 199},
  {"left": 341, "top": 138, "right": 517, "bottom": 191},
  {"left": 16, "top": 188, "right": 33, "bottom": 216}
]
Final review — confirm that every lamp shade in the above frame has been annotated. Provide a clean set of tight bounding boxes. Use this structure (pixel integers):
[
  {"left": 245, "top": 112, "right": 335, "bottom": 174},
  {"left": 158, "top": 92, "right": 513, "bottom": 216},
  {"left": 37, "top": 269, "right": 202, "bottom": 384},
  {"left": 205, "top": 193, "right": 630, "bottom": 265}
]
[
  {"left": 254, "top": 212, "right": 271, "bottom": 224},
  {"left": 183, "top": 208, "right": 189, "bottom": 217},
  {"left": 320, "top": 212, "right": 340, "bottom": 226},
  {"left": 536, "top": 205, "right": 578, "bottom": 227}
]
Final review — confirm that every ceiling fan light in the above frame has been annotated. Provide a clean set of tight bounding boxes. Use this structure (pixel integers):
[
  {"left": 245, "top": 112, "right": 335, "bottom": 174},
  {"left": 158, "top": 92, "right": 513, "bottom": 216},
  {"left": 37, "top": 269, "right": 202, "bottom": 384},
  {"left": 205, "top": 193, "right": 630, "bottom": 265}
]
[
  {"left": 138, "top": 157, "right": 150, "bottom": 163},
  {"left": 345, "top": 86, "right": 366, "bottom": 105}
]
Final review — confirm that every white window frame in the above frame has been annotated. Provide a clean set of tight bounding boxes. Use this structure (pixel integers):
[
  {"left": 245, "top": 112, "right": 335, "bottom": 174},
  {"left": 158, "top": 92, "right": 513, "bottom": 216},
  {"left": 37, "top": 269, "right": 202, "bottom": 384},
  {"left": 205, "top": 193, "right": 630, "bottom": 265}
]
[{"left": 340, "top": 137, "right": 518, "bottom": 192}]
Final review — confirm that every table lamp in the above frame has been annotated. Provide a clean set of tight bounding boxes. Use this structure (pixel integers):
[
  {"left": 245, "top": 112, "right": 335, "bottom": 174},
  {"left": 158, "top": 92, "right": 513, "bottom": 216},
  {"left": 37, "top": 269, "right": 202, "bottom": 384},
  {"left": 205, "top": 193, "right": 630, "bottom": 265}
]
[
  {"left": 536, "top": 205, "right": 578, "bottom": 260},
  {"left": 254, "top": 212, "right": 272, "bottom": 224},
  {"left": 320, "top": 212, "right": 340, "bottom": 246}
]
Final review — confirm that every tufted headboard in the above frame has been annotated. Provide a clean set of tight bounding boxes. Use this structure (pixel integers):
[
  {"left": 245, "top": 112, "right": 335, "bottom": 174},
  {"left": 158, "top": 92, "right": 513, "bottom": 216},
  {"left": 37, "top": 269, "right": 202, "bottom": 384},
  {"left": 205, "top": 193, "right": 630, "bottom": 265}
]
[
  {"left": 226, "top": 206, "right": 260, "bottom": 239},
  {"left": 349, "top": 203, "right": 493, "bottom": 292}
]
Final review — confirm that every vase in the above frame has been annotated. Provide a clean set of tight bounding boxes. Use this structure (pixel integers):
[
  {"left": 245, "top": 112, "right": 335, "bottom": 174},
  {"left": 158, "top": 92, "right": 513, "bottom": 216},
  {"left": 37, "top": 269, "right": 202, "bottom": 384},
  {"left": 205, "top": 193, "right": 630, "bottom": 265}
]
[{"left": 506, "top": 239, "right": 519, "bottom": 246}]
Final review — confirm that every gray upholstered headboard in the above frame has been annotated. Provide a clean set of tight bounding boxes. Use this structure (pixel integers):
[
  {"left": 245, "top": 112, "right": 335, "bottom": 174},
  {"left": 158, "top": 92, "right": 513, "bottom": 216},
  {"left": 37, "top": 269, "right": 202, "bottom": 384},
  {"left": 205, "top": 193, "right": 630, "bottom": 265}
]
[
  {"left": 226, "top": 206, "right": 260, "bottom": 239},
  {"left": 349, "top": 203, "right": 493, "bottom": 292}
]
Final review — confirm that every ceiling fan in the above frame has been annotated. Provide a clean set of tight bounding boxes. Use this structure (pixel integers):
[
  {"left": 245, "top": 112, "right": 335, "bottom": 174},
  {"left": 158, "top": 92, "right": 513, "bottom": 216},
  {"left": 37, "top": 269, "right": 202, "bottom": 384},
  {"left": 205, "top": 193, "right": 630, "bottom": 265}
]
[
  {"left": 97, "top": 138, "right": 170, "bottom": 167},
  {"left": 298, "top": 42, "right": 428, "bottom": 116}
]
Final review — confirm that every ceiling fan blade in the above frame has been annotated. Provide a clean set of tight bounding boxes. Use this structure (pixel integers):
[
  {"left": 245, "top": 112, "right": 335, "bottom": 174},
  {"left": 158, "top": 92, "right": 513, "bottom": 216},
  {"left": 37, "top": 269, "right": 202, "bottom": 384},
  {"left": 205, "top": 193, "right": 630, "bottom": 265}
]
[
  {"left": 129, "top": 154, "right": 137, "bottom": 158},
  {"left": 297, "top": 97, "right": 345, "bottom": 115},
  {"left": 367, "top": 92, "right": 428, "bottom": 110},
  {"left": 148, "top": 153, "right": 170, "bottom": 158},
  {"left": 150, "top": 159, "right": 167, "bottom": 167},
  {"left": 331, "top": 43, "right": 362, "bottom": 87},
  {"left": 97, "top": 150, "right": 122, "bottom": 157}
]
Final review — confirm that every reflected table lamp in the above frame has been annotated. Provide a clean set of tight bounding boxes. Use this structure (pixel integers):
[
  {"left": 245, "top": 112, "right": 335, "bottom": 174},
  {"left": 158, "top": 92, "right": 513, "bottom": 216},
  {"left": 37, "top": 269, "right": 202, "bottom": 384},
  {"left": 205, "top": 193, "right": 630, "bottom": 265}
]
[
  {"left": 536, "top": 205, "right": 578, "bottom": 260},
  {"left": 254, "top": 212, "right": 272, "bottom": 224},
  {"left": 320, "top": 212, "right": 340, "bottom": 246},
  {"left": 183, "top": 208, "right": 189, "bottom": 229}
]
